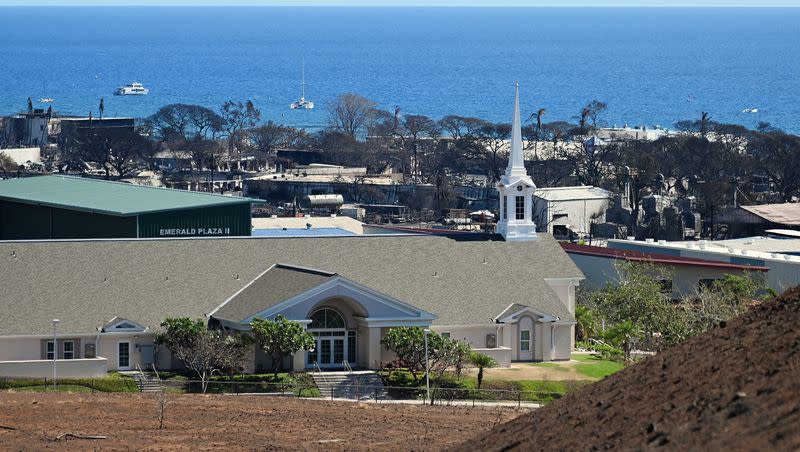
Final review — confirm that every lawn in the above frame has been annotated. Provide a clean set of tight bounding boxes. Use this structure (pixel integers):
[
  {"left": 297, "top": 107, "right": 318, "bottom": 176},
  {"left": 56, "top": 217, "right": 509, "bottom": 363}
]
[
  {"left": 526, "top": 353, "right": 624, "bottom": 380},
  {"left": 571, "top": 353, "right": 625, "bottom": 379}
]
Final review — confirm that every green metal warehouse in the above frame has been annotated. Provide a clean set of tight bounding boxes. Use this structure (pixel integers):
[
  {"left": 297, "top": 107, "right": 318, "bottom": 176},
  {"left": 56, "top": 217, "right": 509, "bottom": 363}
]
[{"left": 0, "top": 176, "right": 254, "bottom": 240}]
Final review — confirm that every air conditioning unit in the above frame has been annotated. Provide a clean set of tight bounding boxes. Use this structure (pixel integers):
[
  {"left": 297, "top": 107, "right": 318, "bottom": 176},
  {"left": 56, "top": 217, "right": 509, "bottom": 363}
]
[{"left": 485, "top": 334, "right": 497, "bottom": 349}]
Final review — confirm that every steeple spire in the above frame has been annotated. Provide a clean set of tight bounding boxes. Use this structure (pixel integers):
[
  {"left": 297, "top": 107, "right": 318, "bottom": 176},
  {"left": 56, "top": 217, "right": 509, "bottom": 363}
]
[
  {"left": 496, "top": 82, "right": 537, "bottom": 242},
  {"left": 507, "top": 82, "right": 527, "bottom": 178}
]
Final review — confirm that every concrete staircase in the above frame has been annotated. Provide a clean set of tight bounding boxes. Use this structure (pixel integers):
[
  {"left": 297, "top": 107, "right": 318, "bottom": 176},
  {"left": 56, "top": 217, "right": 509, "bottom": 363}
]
[
  {"left": 132, "top": 372, "right": 163, "bottom": 393},
  {"left": 310, "top": 371, "right": 389, "bottom": 401}
]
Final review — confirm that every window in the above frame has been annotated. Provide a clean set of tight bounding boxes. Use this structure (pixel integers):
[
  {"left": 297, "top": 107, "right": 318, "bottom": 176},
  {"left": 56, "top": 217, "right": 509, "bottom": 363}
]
[
  {"left": 515, "top": 196, "right": 525, "bottom": 220},
  {"left": 347, "top": 331, "right": 357, "bottom": 365},
  {"left": 63, "top": 341, "right": 74, "bottom": 360},
  {"left": 309, "top": 308, "right": 346, "bottom": 329},
  {"left": 502, "top": 196, "right": 508, "bottom": 220},
  {"left": 440, "top": 332, "right": 450, "bottom": 339},
  {"left": 46, "top": 341, "right": 55, "bottom": 360},
  {"left": 520, "top": 330, "right": 531, "bottom": 351}
]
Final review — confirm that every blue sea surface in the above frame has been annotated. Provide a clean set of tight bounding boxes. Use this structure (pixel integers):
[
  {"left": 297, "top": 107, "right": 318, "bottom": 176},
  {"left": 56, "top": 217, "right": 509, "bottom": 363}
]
[{"left": 0, "top": 7, "right": 798, "bottom": 131}]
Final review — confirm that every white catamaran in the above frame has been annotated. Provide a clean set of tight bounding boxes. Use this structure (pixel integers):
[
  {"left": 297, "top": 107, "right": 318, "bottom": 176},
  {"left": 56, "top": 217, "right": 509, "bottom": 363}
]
[{"left": 290, "top": 60, "right": 314, "bottom": 109}]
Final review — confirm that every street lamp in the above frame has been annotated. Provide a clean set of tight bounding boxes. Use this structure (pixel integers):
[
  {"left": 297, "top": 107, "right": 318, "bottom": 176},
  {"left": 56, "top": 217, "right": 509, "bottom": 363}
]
[
  {"left": 423, "top": 328, "right": 431, "bottom": 404},
  {"left": 52, "top": 319, "right": 60, "bottom": 391}
]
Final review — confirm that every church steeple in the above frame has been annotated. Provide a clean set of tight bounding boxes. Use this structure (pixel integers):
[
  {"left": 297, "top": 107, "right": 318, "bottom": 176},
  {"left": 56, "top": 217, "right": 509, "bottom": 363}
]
[
  {"left": 506, "top": 82, "right": 527, "bottom": 179},
  {"left": 496, "top": 82, "right": 538, "bottom": 242}
]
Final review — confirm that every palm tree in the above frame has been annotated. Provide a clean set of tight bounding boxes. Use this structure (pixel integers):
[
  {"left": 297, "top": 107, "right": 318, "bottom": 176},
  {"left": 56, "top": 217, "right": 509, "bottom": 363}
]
[
  {"left": 469, "top": 352, "right": 497, "bottom": 389},
  {"left": 575, "top": 305, "right": 597, "bottom": 342},
  {"left": 535, "top": 108, "right": 546, "bottom": 131},
  {"left": 700, "top": 112, "right": 710, "bottom": 138},
  {"left": 603, "top": 320, "right": 642, "bottom": 362},
  {"left": 527, "top": 108, "right": 547, "bottom": 159}
]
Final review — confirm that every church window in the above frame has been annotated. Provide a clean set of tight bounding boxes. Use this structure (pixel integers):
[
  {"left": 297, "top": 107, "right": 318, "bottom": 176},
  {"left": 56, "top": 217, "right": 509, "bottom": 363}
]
[
  {"left": 309, "top": 308, "right": 346, "bottom": 329},
  {"left": 502, "top": 196, "right": 508, "bottom": 220},
  {"left": 515, "top": 196, "right": 525, "bottom": 220}
]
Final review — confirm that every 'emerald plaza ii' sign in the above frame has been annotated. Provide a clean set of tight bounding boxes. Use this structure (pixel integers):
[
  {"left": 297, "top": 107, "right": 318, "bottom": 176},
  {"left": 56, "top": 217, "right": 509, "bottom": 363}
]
[{"left": 158, "top": 228, "right": 231, "bottom": 236}]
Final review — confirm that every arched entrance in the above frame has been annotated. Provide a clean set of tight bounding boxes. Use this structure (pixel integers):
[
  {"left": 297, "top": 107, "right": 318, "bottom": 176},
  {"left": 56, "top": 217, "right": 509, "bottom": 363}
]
[{"left": 306, "top": 307, "right": 357, "bottom": 369}]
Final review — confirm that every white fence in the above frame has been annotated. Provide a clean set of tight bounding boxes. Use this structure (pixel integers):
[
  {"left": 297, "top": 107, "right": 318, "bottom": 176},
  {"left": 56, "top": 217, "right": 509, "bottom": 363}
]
[
  {"left": 0, "top": 357, "right": 108, "bottom": 378},
  {"left": 472, "top": 347, "right": 512, "bottom": 367}
]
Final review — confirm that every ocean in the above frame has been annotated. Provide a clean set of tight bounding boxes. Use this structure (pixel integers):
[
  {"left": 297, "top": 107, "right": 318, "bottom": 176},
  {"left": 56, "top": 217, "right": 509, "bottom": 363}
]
[{"left": 0, "top": 6, "right": 799, "bottom": 132}]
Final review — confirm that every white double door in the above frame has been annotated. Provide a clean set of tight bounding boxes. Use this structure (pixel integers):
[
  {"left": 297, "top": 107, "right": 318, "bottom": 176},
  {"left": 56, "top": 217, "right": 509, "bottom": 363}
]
[{"left": 308, "top": 330, "right": 348, "bottom": 369}]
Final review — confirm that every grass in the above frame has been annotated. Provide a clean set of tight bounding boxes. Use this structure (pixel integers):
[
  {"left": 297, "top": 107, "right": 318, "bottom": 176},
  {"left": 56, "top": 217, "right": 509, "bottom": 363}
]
[
  {"left": 531, "top": 362, "right": 571, "bottom": 371},
  {"left": 572, "top": 354, "right": 625, "bottom": 379}
]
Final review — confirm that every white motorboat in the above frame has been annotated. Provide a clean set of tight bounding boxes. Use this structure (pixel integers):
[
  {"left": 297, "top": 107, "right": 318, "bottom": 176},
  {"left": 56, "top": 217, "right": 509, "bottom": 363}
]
[
  {"left": 115, "top": 82, "right": 149, "bottom": 96},
  {"left": 742, "top": 107, "right": 758, "bottom": 113},
  {"left": 290, "top": 60, "right": 314, "bottom": 109}
]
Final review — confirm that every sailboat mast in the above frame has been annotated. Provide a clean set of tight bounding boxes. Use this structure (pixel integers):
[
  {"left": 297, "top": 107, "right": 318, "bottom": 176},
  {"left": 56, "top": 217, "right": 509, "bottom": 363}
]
[{"left": 301, "top": 58, "right": 305, "bottom": 99}]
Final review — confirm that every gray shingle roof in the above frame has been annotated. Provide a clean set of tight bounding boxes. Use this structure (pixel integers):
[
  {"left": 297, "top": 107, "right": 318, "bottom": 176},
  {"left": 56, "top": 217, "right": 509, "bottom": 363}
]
[
  {"left": 0, "top": 234, "right": 583, "bottom": 336},
  {"left": 212, "top": 264, "right": 336, "bottom": 322}
]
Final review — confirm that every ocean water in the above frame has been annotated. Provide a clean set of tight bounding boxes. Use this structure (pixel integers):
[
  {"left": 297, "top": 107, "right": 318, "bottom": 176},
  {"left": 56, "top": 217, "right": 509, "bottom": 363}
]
[{"left": 1, "top": 6, "right": 799, "bottom": 132}]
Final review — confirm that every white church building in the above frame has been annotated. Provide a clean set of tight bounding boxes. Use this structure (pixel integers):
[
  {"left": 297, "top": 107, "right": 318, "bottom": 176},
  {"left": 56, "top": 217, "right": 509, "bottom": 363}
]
[{"left": 0, "top": 85, "right": 584, "bottom": 377}]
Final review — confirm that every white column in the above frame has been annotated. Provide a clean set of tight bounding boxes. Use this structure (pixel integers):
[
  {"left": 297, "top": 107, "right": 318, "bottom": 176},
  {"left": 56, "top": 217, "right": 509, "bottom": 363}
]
[
  {"left": 292, "top": 350, "right": 306, "bottom": 372},
  {"left": 366, "top": 327, "right": 382, "bottom": 370}
]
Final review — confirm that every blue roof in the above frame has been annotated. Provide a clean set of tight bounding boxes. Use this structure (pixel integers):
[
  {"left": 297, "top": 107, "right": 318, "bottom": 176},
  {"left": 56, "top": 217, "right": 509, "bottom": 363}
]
[{"left": 251, "top": 228, "right": 355, "bottom": 237}]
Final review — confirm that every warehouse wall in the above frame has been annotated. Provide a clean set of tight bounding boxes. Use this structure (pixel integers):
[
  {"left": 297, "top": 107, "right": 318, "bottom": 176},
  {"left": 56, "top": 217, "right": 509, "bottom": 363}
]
[
  {"left": 137, "top": 203, "right": 252, "bottom": 238},
  {"left": 0, "top": 200, "right": 137, "bottom": 240}
]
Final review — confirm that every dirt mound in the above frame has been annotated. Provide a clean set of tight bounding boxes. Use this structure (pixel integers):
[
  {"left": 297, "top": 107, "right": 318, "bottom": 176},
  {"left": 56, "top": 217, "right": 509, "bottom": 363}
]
[{"left": 465, "top": 287, "right": 800, "bottom": 451}]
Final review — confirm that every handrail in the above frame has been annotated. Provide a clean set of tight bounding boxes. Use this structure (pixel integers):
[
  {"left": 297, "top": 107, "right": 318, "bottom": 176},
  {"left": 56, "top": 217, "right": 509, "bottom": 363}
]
[
  {"left": 312, "top": 361, "right": 328, "bottom": 386},
  {"left": 134, "top": 364, "right": 146, "bottom": 391},
  {"left": 342, "top": 360, "right": 353, "bottom": 373}
]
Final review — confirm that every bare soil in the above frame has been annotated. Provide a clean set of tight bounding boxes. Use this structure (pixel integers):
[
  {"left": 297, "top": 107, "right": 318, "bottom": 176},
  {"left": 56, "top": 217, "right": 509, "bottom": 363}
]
[
  {"left": 463, "top": 287, "right": 800, "bottom": 451},
  {"left": 0, "top": 392, "right": 518, "bottom": 451}
]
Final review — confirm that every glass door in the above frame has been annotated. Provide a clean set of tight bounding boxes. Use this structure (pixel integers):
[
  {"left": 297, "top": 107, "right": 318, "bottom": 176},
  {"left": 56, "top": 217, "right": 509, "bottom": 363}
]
[
  {"left": 333, "top": 339, "right": 344, "bottom": 365},
  {"left": 118, "top": 342, "right": 131, "bottom": 369},
  {"left": 319, "top": 339, "right": 332, "bottom": 365},
  {"left": 308, "top": 332, "right": 351, "bottom": 369}
]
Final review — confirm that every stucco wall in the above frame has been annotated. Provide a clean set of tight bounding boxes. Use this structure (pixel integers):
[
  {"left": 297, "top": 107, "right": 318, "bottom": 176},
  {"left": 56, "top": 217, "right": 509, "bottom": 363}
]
[
  {"left": 0, "top": 337, "right": 44, "bottom": 361},
  {"left": 473, "top": 347, "right": 512, "bottom": 367},
  {"left": 0, "top": 357, "right": 108, "bottom": 378},
  {"left": 431, "top": 325, "right": 501, "bottom": 349},
  {"left": 97, "top": 333, "right": 155, "bottom": 371}
]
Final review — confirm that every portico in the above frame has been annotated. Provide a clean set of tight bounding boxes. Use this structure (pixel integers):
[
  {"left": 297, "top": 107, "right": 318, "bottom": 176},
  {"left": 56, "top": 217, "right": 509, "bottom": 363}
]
[{"left": 208, "top": 263, "right": 436, "bottom": 371}]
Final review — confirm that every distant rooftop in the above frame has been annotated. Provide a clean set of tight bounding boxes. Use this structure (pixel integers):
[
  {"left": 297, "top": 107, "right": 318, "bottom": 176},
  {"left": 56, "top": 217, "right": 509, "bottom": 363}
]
[
  {"left": 561, "top": 242, "right": 769, "bottom": 272},
  {"left": 740, "top": 203, "right": 800, "bottom": 226},
  {"left": 252, "top": 215, "right": 364, "bottom": 234},
  {"left": 0, "top": 176, "right": 253, "bottom": 216},
  {"left": 534, "top": 186, "right": 612, "bottom": 201},
  {"left": 252, "top": 227, "right": 355, "bottom": 237}
]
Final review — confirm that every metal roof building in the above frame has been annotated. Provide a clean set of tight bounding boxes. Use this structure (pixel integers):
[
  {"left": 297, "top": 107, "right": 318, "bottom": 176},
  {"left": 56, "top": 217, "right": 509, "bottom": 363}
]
[{"left": 0, "top": 176, "right": 254, "bottom": 240}]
